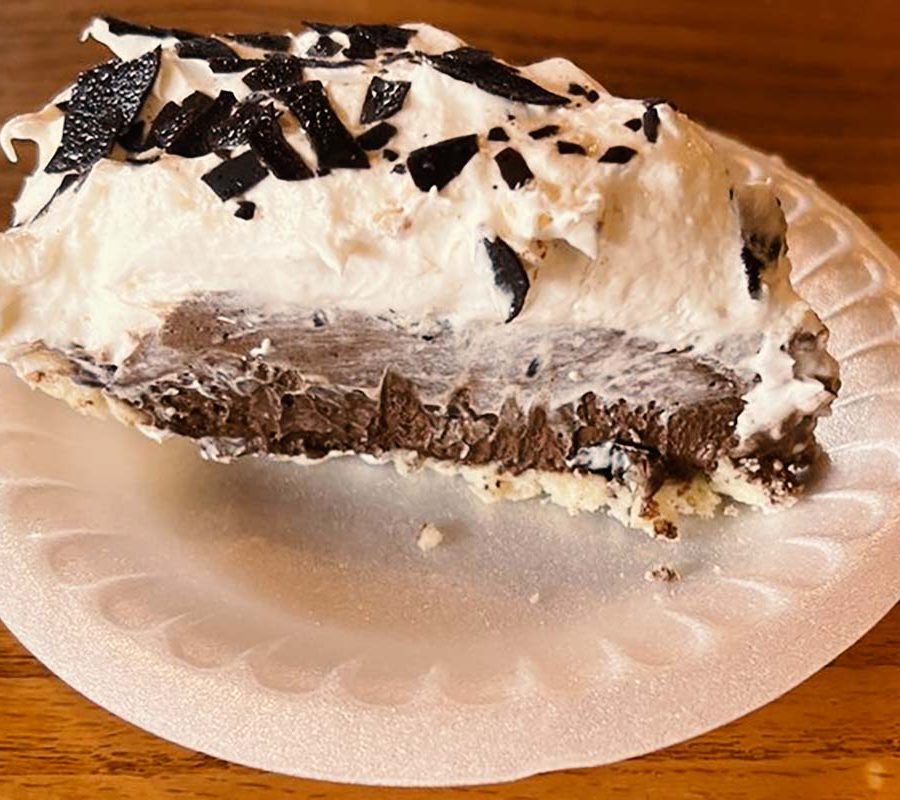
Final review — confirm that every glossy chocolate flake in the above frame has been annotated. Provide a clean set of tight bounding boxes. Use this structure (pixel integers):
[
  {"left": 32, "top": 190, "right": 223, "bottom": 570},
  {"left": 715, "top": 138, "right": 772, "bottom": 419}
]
[
  {"left": 201, "top": 150, "right": 268, "bottom": 200},
  {"left": 407, "top": 134, "right": 479, "bottom": 192},
  {"left": 102, "top": 16, "right": 200, "bottom": 41},
  {"left": 528, "top": 124, "right": 559, "bottom": 140},
  {"left": 487, "top": 126, "right": 509, "bottom": 141},
  {"left": 117, "top": 119, "right": 147, "bottom": 151},
  {"left": 243, "top": 54, "right": 305, "bottom": 91},
  {"left": 279, "top": 81, "right": 370, "bottom": 170},
  {"left": 598, "top": 145, "right": 638, "bottom": 164},
  {"left": 46, "top": 48, "right": 161, "bottom": 173},
  {"left": 483, "top": 237, "right": 530, "bottom": 322},
  {"left": 208, "top": 56, "right": 263, "bottom": 73},
  {"left": 624, "top": 117, "right": 642, "bottom": 131},
  {"left": 249, "top": 116, "right": 314, "bottom": 180},
  {"left": 175, "top": 37, "right": 238, "bottom": 61},
  {"left": 383, "top": 148, "right": 399, "bottom": 161},
  {"left": 643, "top": 106, "right": 660, "bottom": 143},
  {"left": 557, "top": 140, "right": 586, "bottom": 155},
  {"left": 306, "top": 35, "right": 342, "bottom": 57},
  {"left": 494, "top": 147, "right": 533, "bottom": 189},
  {"left": 234, "top": 200, "right": 256, "bottom": 219},
  {"left": 208, "top": 100, "right": 278, "bottom": 149},
  {"left": 307, "top": 22, "right": 415, "bottom": 54},
  {"left": 644, "top": 97, "right": 677, "bottom": 110},
  {"left": 166, "top": 91, "right": 237, "bottom": 158},
  {"left": 149, "top": 92, "right": 210, "bottom": 148},
  {"left": 360, "top": 76, "right": 412, "bottom": 124},
  {"left": 224, "top": 32, "right": 292, "bottom": 51},
  {"left": 357, "top": 122, "right": 397, "bottom": 150},
  {"left": 428, "top": 48, "right": 569, "bottom": 105}
]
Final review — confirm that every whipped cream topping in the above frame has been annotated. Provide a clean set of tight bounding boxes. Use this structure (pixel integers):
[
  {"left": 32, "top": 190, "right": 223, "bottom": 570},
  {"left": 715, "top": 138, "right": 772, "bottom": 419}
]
[{"left": 0, "top": 18, "right": 837, "bottom": 443}]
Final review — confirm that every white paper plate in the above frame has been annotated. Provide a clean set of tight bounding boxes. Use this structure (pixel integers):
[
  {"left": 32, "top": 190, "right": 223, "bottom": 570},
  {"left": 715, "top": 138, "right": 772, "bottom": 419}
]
[{"left": 1, "top": 135, "right": 899, "bottom": 786}]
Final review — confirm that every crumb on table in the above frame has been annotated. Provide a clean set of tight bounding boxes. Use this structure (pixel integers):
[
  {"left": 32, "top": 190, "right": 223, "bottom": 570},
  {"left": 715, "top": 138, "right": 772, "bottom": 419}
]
[
  {"left": 645, "top": 565, "right": 679, "bottom": 583},
  {"left": 417, "top": 522, "right": 444, "bottom": 551}
]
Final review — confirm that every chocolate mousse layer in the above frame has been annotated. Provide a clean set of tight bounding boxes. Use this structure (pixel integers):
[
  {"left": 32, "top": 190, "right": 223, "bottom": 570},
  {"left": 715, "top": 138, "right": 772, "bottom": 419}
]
[{"left": 62, "top": 299, "right": 821, "bottom": 494}]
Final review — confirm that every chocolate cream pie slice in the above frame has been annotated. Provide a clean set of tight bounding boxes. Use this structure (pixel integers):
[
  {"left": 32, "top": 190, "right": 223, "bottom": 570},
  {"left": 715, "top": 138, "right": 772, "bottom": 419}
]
[{"left": 0, "top": 18, "right": 839, "bottom": 536}]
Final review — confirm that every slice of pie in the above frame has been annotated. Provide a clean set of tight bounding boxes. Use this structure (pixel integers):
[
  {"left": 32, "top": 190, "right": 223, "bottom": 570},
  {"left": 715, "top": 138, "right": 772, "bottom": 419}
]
[{"left": 0, "top": 18, "right": 839, "bottom": 536}]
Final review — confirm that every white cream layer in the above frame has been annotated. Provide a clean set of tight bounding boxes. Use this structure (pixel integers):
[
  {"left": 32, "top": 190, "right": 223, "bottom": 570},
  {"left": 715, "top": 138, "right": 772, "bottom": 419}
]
[{"left": 0, "top": 18, "right": 836, "bottom": 443}]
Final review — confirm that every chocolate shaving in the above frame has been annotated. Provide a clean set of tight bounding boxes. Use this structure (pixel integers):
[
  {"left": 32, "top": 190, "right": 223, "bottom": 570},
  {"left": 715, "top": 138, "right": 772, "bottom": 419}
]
[
  {"left": 102, "top": 16, "right": 201, "bottom": 41},
  {"left": 243, "top": 54, "right": 305, "bottom": 91},
  {"left": 483, "top": 237, "right": 530, "bottom": 322},
  {"left": 381, "top": 51, "right": 419, "bottom": 66},
  {"left": 208, "top": 100, "right": 278, "bottom": 149},
  {"left": 643, "top": 106, "right": 660, "bottom": 143},
  {"left": 528, "top": 124, "right": 559, "bottom": 140},
  {"left": 356, "top": 122, "right": 397, "bottom": 150},
  {"left": 148, "top": 93, "right": 210, "bottom": 148},
  {"left": 296, "top": 57, "right": 362, "bottom": 69},
  {"left": 360, "top": 76, "right": 412, "bottom": 124},
  {"left": 166, "top": 91, "right": 237, "bottom": 158},
  {"left": 391, "top": 163, "right": 407, "bottom": 174},
  {"left": 46, "top": 49, "right": 161, "bottom": 174},
  {"left": 234, "top": 200, "right": 256, "bottom": 219},
  {"left": 487, "top": 126, "right": 509, "bottom": 142},
  {"left": 494, "top": 147, "right": 533, "bottom": 189},
  {"left": 176, "top": 37, "right": 239, "bottom": 61},
  {"left": 624, "top": 117, "right": 642, "bottom": 131},
  {"left": 383, "top": 148, "right": 399, "bottom": 161},
  {"left": 644, "top": 97, "right": 677, "bottom": 111},
  {"left": 567, "top": 84, "right": 599, "bottom": 103},
  {"left": 208, "top": 57, "right": 264, "bottom": 73},
  {"left": 249, "top": 116, "right": 314, "bottom": 180},
  {"left": 306, "top": 35, "right": 342, "bottom": 57},
  {"left": 598, "top": 145, "right": 637, "bottom": 164},
  {"left": 526, "top": 357, "right": 540, "bottom": 378},
  {"left": 428, "top": 48, "right": 569, "bottom": 106},
  {"left": 201, "top": 151, "right": 268, "bottom": 200},
  {"left": 407, "top": 134, "right": 479, "bottom": 192},
  {"left": 279, "top": 81, "right": 369, "bottom": 170},
  {"left": 117, "top": 119, "right": 148, "bottom": 151},
  {"left": 557, "top": 140, "right": 586, "bottom": 155},
  {"left": 343, "top": 37, "right": 378, "bottom": 60},
  {"left": 307, "top": 22, "right": 414, "bottom": 58},
  {"left": 224, "top": 32, "right": 292, "bottom": 51}
]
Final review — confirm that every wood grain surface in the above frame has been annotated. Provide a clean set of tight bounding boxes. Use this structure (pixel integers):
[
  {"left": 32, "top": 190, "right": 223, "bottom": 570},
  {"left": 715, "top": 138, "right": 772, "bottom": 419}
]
[{"left": 0, "top": 1, "right": 898, "bottom": 798}]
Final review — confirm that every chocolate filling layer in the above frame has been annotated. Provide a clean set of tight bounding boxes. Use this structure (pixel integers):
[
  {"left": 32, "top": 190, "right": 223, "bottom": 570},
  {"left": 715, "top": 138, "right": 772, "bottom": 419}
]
[{"left": 65, "top": 300, "right": 820, "bottom": 493}]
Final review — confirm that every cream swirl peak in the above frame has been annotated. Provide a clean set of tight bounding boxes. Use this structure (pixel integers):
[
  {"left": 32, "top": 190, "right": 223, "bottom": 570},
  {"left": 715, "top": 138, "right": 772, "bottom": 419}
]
[{"left": 0, "top": 18, "right": 838, "bottom": 534}]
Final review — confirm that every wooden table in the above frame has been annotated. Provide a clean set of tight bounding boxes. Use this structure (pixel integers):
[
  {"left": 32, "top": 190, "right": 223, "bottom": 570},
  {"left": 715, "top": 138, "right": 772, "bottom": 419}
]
[{"left": 1, "top": 1, "right": 898, "bottom": 797}]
